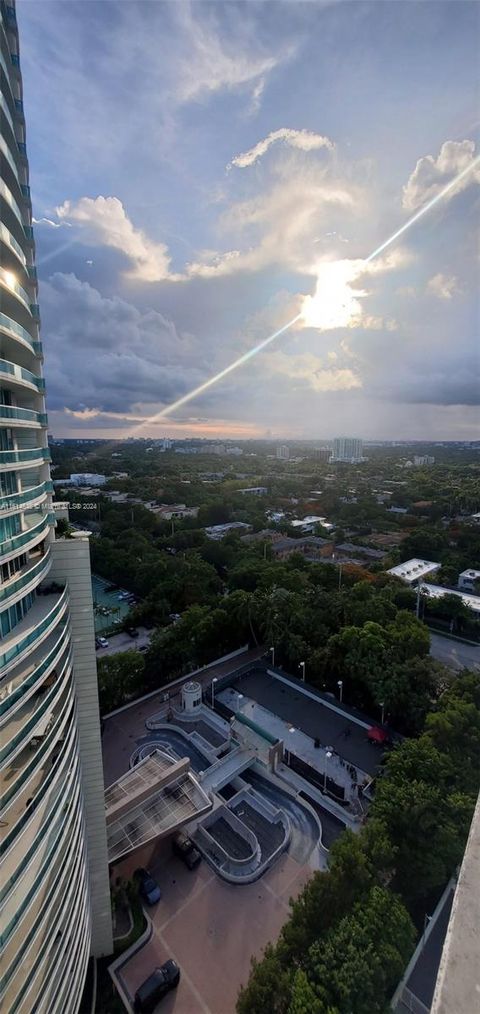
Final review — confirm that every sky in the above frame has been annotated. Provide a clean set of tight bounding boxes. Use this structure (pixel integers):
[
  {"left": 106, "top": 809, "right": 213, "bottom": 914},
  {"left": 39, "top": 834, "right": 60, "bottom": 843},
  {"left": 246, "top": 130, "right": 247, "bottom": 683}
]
[{"left": 17, "top": 0, "right": 480, "bottom": 441}]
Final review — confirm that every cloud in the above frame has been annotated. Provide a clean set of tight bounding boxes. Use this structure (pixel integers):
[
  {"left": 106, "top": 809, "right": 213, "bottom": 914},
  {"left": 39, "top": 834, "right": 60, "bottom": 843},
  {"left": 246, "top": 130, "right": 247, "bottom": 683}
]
[
  {"left": 427, "top": 273, "right": 460, "bottom": 300},
  {"left": 402, "top": 139, "right": 480, "bottom": 211},
  {"left": 40, "top": 272, "right": 204, "bottom": 414},
  {"left": 229, "top": 128, "right": 334, "bottom": 169},
  {"left": 56, "top": 197, "right": 177, "bottom": 282},
  {"left": 268, "top": 351, "right": 362, "bottom": 392},
  {"left": 171, "top": 2, "right": 289, "bottom": 106}
]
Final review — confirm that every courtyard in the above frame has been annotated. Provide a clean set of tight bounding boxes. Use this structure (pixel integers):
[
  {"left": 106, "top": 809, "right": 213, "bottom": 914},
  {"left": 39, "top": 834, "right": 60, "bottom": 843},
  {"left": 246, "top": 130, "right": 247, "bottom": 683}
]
[{"left": 114, "top": 846, "right": 316, "bottom": 1014}]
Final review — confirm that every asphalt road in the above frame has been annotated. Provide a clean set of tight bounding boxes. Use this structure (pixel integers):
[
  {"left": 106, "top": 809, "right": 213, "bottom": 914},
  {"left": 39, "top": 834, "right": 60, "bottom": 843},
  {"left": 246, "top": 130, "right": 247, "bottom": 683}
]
[
  {"left": 95, "top": 626, "right": 151, "bottom": 656},
  {"left": 429, "top": 632, "right": 480, "bottom": 672}
]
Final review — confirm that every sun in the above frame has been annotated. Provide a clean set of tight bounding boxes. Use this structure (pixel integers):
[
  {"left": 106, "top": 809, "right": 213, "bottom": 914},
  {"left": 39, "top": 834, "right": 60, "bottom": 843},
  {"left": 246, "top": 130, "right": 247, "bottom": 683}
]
[{"left": 300, "top": 259, "right": 367, "bottom": 330}]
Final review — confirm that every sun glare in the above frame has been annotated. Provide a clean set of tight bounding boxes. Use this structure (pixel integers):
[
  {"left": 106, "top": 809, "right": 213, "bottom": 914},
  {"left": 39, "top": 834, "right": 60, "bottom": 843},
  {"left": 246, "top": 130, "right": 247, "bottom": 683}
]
[{"left": 300, "top": 260, "right": 367, "bottom": 330}]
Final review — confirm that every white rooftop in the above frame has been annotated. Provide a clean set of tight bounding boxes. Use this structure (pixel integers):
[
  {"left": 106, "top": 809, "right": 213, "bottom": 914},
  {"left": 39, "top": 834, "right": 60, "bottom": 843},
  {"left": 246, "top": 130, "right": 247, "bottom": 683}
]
[
  {"left": 387, "top": 558, "right": 441, "bottom": 584},
  {"left": 459, "top": 569, "right": 480, "bottom": 580},
  {"left": 421, "top": 584, "right": 480, "bottom": 615}
]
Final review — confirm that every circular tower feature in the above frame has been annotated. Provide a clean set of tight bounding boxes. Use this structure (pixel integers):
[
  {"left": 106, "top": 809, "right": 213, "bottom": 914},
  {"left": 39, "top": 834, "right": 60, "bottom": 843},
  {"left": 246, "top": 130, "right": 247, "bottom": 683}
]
[{"left": 182, "top": 680, "right": 202, "bottom": 713}]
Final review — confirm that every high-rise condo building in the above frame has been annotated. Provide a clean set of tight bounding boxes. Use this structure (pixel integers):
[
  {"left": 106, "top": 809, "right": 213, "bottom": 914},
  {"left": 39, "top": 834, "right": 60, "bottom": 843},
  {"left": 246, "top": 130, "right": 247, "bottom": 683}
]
[
  {"left": 0, "top": 4, "right": 113, "bottom": 1011},
  {"left": 276, "top": 445, "right": 290, "bottom": 460},
  {"left": 330, "top": 437, "right": 364, "bottom": 463}
]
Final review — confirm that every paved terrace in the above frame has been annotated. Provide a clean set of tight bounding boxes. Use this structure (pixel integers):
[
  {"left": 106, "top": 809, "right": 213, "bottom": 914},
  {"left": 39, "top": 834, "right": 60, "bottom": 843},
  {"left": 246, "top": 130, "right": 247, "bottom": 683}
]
[
  {"left": 101, "top": 646, "right": 264, "bottom": 786},
  {"left": 228, "top": 668, "right": 388, "bottom": 777}
]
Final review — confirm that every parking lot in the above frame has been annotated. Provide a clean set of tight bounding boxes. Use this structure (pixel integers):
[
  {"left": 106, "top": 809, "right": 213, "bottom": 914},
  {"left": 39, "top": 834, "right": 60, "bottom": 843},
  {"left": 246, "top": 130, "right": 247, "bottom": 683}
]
[{"left": 116, "top": 847, "right": 316, "bottom": 1014}]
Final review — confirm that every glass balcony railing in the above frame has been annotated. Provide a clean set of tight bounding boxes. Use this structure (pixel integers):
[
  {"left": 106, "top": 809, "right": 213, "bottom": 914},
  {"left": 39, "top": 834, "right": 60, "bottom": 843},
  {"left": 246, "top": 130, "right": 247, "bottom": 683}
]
[
  {"left": 0, "top": 553, "right": 51, "bottom": 607},
  {"left": 0, "top": 621, "right": 69, "bottom": 717},
  {"left": 0, "top": 584, "right": 68, "bottom": 671},
  {"left": 10, "top": 53, "right": 20, "bottom": 68},
  {"left": 0, "top": 311, "right": 42, "bottom": 354},
  {"left": 0, "top": 481, "right": 51, "bottom": 514},
  {"left": 0, "top": 447, "right": 50, "bottom": 466},
  {"left": 0, "top": 176, "right": 25, "bottom": 228},
  {"left": 0, "top": 691, "right": 74, "bottom": 849},
  {"left": 20, "top": 184, "right": 30, "bottom": 200},
  {"left": 0, "top": 222, "right": 26, "bottom": 265},
  {"left": 0, "top": 405, "right": 48, "bottom": 426},
  {"left": 0, "top": 511, "right": 50, "bottom": 558},
  {"left": 0, "top": 89, "right": 15, "bottom": 137},
  {"left": 0, "top": 265, "right": 32, "bottom": 311},
  {"left": 0, "top": 357, "right": 45, "bottom": 391},
  {"left": 0, "top": 655, "right": 68, "bottom": 763},
  {"left": 14, "top": 99, "right": 23, "bottom": 116}
]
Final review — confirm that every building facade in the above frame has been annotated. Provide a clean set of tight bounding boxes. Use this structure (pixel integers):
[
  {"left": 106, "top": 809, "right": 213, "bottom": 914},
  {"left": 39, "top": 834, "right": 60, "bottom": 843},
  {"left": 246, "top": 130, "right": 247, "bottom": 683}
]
[
  {"left": 0, "top": 5, "right": 112, "bottom": 1012},
  {"left": 331, "top": 437, "right": 363, "bottom": 463}
]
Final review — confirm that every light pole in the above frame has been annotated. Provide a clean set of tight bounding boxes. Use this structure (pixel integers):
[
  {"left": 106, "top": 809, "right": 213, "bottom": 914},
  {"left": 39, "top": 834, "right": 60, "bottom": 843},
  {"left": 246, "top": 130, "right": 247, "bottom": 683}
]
[
  {"left": 299, "top": 661, "right": 305, "bottom": 682},
  {"left": 323, "top": 749, "right": 332, "bottom": 792},
  {"left": 338, "top": 563, "right": 343, "bottom": 591},
  {"left": 379, "top": 701, "right": 385, "bottom": 725},
  {"left": 211, "top": 677, "right": 218, "bottom": 709},
  {"left": 337, "top": 680, "right": 343, "bottom": 704},
  {"left": 270, "top": 646, "right": 275, "bottom": 668}
]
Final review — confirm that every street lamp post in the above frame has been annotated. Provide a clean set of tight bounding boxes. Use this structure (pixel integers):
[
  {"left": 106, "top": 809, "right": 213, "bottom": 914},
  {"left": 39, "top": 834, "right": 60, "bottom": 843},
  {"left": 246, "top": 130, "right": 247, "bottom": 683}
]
[
  {"left": 338, "top": 563, "right": 343, "bottom": 591},
  {"left": 337, "top": 680, "right": 343, "bottom": 704},
  {"left": 324, "top": 750, "right": 332, "bottom": 792},
  {"left": 299, "top": 661, "right": 305, "bottom": 682},
  {"left": 379, "top": 701, "right": 385, "bottom": 725},
  {"left": 211, "top": 677, "right": 218, "bottom": 709},
  {"left": 270, "top": 646, "right": 275, "bottom": 668}
]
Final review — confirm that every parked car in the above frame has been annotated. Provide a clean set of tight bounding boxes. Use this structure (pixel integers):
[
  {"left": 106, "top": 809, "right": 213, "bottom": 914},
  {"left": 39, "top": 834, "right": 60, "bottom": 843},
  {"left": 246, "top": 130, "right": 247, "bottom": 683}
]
[
  {"left": 126, "top": 627, "right": 139, "bottom": 638},
  {"left": 95, "top": 637, "right": 109, "bottom": 649},
  {"left": 134, "top": 867, "right": 161, "bottom": 905},
  {"left": 134, "top": 961, "right": 180, "bottom": 1012},
  {"left": 172, "top": 832, "right": 202, "bottom": 870},
  {"left": 138, "top": 644, "right": 149, "bottom": 653}
]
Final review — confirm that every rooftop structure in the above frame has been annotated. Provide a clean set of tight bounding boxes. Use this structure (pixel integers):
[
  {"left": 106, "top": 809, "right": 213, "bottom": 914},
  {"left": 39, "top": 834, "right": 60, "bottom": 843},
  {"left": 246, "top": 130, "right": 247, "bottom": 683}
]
[
  {"left": 421, "top": 583, "right": 480, "bottom": 614},
  {"left": 204, "top": 522, "right": 251, "bottom": 540},
  {"left": 106, "top": 750, "right": 212, "bottom": 864},
  {"left": 387, "top": 559, "right": 441, "bottom": 584},
  {"left": 335, "top": 542, "right": 387, "bottom": 561},
  {"left": 238, "top": 486, "right": 268, "bottom": 495},
  {"left": 458, "top": 569, "right": 480, "bottom": 592},
  {"left": 0, "top": 7, "right": 112, "bottom": 1010},
  {"left": 69, "top": 472, "right": 107, "bottom": 486}
]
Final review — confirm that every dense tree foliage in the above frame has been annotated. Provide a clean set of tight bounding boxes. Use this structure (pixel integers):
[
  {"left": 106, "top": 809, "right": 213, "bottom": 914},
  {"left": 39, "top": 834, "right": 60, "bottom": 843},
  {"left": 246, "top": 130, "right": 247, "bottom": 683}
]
[{"left": 237, "top": 671, "right": 480, "bottom": 1014}]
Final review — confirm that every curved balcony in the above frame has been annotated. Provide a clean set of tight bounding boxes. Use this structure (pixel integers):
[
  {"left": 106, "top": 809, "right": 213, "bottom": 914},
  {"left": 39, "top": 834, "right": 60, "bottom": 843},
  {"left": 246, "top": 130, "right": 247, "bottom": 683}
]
[
  {"left": 0, "top": 651, "right": 70, "bottom": 765},
  {"left": 0, "top": 619, "right": 70, "bottom": 718},
  {"left": 0, "top": 481, "right": 52, "bottom": 519},
  {"left": 0, "top": 175, "right": 25, "bottom": 230},
  {"left": 0, "top": 688, "right": 75, "bottom": 858},
  {"left": 0, "top": 512, "right": 53, "bottom": 564},
  {"left": 0, "top": 405, "right": 47, "bottom": 428},
  {"left": 0, "top": 265, "right": 33, "bottom": 315},
  {"left": 0, "top": 582, "right": 68, "bottom": 673},
  {"left": 0, "top": 553, "right": 51, "bottom": 611},
  {"left": 0, "top": 122, "right": 22, "bottom": 187},
  {"left": 0, "top": 357, "right": 45, "bottom": 393},
  {"left": 0, "top": 312, "right": 41, "bottom": 356},
  {"left": 0, "top": 447, "right": 50, "bottom": 473},
  {"left": 0, "top": 221, "right": 26, "bottom": 268}
]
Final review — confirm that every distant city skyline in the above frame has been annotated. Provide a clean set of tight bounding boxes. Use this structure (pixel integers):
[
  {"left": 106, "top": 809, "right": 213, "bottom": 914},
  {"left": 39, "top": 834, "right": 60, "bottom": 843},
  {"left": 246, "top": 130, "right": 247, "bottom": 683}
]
[{"left": 17, "top": 0, "right": 480, "bottom": 440}]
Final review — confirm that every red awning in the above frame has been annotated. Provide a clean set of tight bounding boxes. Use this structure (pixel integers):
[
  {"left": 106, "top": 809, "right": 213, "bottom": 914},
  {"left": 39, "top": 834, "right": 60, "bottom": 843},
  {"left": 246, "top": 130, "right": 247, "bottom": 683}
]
[{"left": 368, "top": 726, "right": 388, "bottom": 743}]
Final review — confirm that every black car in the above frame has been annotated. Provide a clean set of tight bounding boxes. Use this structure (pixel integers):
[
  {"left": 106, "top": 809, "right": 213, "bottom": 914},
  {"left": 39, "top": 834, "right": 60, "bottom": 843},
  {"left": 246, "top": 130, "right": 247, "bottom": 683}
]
[
  {"left": 134, "top": 961, "right": 180, "bottom": 1012},
  {"left": 134, "top": 867, "right": 161, "bottom": 905},
  {"left": 172, "top": 832, "right": 202, "bottom": 870},
  {"left": 126, "top": 626, "right": 139, "bottom": 638}
]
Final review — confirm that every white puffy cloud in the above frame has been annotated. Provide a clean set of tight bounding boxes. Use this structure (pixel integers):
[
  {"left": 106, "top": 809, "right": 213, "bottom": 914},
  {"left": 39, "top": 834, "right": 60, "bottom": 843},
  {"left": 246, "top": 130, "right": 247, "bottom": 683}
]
[
  {"left": 427, "top": 273, "right": 460, "bottom": 300},
  {"left": 402, "top": 139, "right": 480, "bottom": 211},
  {"left": 229, "top": 128, "right": 334, "bottom": 169},
  {"left": 56, "top": 197, "right": 177, "bottom": 282}
]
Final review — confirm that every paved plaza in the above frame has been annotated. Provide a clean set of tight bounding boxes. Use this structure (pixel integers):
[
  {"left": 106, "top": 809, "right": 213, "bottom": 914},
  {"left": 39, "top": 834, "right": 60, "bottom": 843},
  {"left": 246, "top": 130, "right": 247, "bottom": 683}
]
[{"left": 117, "top": 849, "right": 315, "bottom": 1014}]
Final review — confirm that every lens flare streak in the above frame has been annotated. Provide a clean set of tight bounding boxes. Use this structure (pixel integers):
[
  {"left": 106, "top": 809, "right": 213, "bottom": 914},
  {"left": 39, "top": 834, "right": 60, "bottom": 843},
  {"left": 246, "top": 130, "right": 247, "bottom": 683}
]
[{"left": 128, "top": 154, "right": 480, "bottom": 429}]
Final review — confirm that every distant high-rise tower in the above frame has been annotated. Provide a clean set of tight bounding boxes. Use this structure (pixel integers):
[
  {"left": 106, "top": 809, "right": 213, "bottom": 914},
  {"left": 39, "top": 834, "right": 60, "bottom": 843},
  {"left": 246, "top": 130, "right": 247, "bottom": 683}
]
[
  {"left": 276, "top": 445, "right": 290, "bottom": 460},
  {"left": 331, "top": 437, "right": 363, "bottom": 463},
  {"left": 0, "top": 5, "right": 113, "bottom": 1012}
]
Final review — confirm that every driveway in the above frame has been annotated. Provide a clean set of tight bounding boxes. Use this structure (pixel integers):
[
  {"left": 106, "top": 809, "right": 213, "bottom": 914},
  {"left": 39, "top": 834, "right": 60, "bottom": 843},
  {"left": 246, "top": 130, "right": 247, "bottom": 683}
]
[
  {"left": 96, "top": 626, "right": 151, "bottom": 657},
  {"left": 116, "top": 849, "right": 316, "bottom": 1014},
  {"left": 430, "top": 632, "right": 480, "bottom": 672}
]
